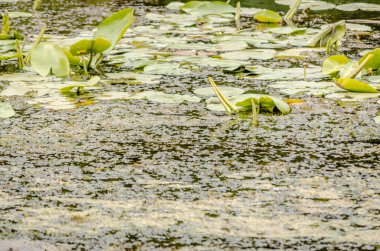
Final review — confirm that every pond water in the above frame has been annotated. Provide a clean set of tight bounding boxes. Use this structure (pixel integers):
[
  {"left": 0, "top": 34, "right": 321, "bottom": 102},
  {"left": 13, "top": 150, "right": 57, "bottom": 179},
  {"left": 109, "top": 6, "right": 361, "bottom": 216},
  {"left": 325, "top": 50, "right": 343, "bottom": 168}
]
[{"left": 0, "top": 0, "right": 380, "bottom": 250}]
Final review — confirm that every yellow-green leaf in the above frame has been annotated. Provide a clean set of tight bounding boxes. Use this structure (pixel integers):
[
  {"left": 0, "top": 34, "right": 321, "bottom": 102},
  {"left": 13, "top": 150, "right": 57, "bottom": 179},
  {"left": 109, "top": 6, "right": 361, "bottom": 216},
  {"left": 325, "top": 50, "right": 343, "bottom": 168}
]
[
  {"left": 254, "top": 10, "right": 282, "bottom": 23},
  {"left": 335, "top": 78, "right": 379, "bottom": 93}
]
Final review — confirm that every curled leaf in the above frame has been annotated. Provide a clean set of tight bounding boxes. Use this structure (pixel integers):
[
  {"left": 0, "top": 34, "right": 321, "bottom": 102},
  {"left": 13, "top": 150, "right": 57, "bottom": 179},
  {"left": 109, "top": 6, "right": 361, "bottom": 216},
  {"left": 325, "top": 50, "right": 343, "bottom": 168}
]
[{"left": 335, "top": 78, "right": 379, "bottom": 93}]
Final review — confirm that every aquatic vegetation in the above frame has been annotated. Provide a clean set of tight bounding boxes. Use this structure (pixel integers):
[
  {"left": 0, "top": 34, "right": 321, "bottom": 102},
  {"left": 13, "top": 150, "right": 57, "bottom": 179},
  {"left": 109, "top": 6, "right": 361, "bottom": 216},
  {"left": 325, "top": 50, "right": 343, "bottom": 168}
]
[
  {"left": 29, "top": 8, "right": 134, "bottom": 77},
  {"left": 207, "top": 77, "right": 291, "bottom": 124},
  {"left": 307, "top": 20, "right": 346, "bottom": 53},
  {"left": 0, "top": 102, "right": 15, "bottom": 118},
  {"left": 254, "top": 10, "right": 282, "bottom": 23}
]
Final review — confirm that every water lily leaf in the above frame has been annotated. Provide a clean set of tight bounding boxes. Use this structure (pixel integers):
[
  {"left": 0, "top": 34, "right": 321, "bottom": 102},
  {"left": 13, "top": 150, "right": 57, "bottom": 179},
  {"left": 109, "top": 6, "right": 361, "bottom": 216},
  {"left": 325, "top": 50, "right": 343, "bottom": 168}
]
[
  {"left": 267, "top": 27, "right": 306, "bottom": 35},
  {"left": 0, "top": 102, "right": 15, "bottom": 118},
  {"left": 336, "top": 3, "right": 380, "bottom": 12},
  {"left": 105, "top": 72, "right": 161, "bottom": 85},
  {"left": 325, "top": 92, "right": 380, "bottom": 101},
  {"left": 166, "top": 1, "right": 185, "bottom": 10},
  {"left": 359, "top": 48, "right": 380, "bottom": 71},
  {"left": 193, "top": 86, "right": 245, "bottom": 97},
  {"left": 92, "top": 37, "right": 112, "bottom": 54},
  {"left": 147, "top": 92, "right": 202, "bottom": 104},
  {"left": 322, "top": 55, "right": 350, "bottom": 75},
  {"left": 8, "top": 12, "right": 33, "bottom": 18},
  {"left": 93, "top": 8, "right": 134, "bottom": 53},
  {"left": 339, "top": 61, "right": 360, "bottom": 78},
  {"left": 207, "top": 93, "right": 290, "bottom": 114},
  {"left": 219, "top": 49, "right": 276, "bottom": 61},
  {"left": 144, "top": 63, "right": 190, "bottom": 75},
  {"left": 233, "top": 94, "right": 291, "bottom": 114},
  {"left": 180, "top": 1, "right": 235, "bottom": 16},
  {"left": 60, "top": 76, "right": 101, "bottom": 94},
  {"left": 31, "top": 43, "right": 70, "bottom": 77},
  {"left": 307, "top": 20, "right": 346, "bottom": 48},
  {"left": 275, "top": 47, "right": 324, "bottom": 60},
  {"left": 374, "top": 116, "right": 380, "bottom": 125},
  {"left": 70, "top": 39, "right": 92, "bottom": 56},
  {"left": 254, "top": 10, "right": 282, "bottom": 23},
  {"left": 0, "top": 82, "right": 29, "bottom": 96},
  {"left": 335, "top": 78, "right": 379, "bottom": 93},
  {"left": 275, "top": 0, "right": 336, "bottom": 11},
  {"left": 346, "top": 23, "right": 372, "bottom": 32}
]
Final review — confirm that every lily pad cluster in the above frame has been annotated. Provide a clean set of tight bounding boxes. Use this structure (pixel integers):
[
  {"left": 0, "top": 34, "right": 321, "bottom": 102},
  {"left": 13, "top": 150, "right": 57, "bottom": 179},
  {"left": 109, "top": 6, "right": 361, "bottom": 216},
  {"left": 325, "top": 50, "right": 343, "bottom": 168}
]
[{"left": 322, "top": 48, "right": 380, "bottom": 93}]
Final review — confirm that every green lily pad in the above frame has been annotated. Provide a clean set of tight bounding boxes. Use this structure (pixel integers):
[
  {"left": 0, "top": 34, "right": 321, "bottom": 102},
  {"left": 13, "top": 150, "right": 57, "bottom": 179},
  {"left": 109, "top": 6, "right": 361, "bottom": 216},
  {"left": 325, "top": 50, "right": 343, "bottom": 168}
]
[
  {"left": 144, "top": 63, "right": 190, "bottom": 75},
  {"left": 60, "top": 76, "right": 101, "bottom": 94},
  {"left": 374, "top": 116, "right": 380, "bottom": 125},
  {"left": 193, "top": 86, "right": 245, "bottom": 97},
  {"left": 275, "top": 0, "right": 336, "bottom": 11},
  {"left": 166, "top": 1, "right": 185, "bottom": 10},
  {"left": 0, "top": 82, "right": 29, "bottom": 96},
  {"left": 322, "top": 55, "right": 350, "bottom": 75},
  {"left": 254, "top": 10, "right": 282, "bottom": 23},
  {"left": 267, "top": 27, "right": 306, "bottom": 35},
  {"left": 105, "top": 72, "right": 161, "bottom": 85},
  {"left": 31, "top": 43, "right": 71, "bottom": 77},
  {"left": 207, "top": 93, "right": 291, "bottom": 114},
  {"left": 346, "top": 23, "right": 372, "bottom": 32},
  {"left": 0, "top": 102, "right": 15, "bottom": 118},
  {"left": 359, "top": 48, "right": 380, "bottom": 71},
  {"left": 8, "top": 12, "right": 33, "bottom": 18},
  {"left": 336, "top": 3, "right": 380, "bottom": 12},
  {"left": 147, "top": 92, "right": 202, "bottom": 104},
  {"left": 339, "top": 61, "right": 361, "bottom": 78},
  {"left": 335, "top": 78, "right": 379, "bottom": 93},
  {"left": 180, "top": 1, "right": 235, "bottom": 16},
  {"left": 70, "top": 39, "right": 93, "bottom": 56},
  {"left": 325, "top": 92, "right": 380, "bottom": 101},
  {"left": 93, "top": 8, "right": 134, "bottom": 53},
  {"left": 219, "top": 49, "right": 276, "bottom": 61}
]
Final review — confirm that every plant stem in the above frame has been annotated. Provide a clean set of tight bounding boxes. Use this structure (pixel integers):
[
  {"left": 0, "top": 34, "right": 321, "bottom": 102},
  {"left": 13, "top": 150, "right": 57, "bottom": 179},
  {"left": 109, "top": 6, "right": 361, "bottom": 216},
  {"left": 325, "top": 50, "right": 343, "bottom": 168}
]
[
  {"left": 235, "top": 2, "right": 241, "bottom": 31},
  {"left": 15, "top": 39, "right": 24, "bottom": 69},
  {"left": 346, "top": 54, "right": 373, "bottom": 79},
  {"left": 208, "top": 77, "right": 238, "bottom": 114},
  {"left": 87, "top": 41, "right": 94, "bottom": 69},
  {"left": 209, "top": 77, "right": 231, "bottom": 114},
  {"left": 283, "top": 0, "right": 302, "bottom": 25},
  {"left": 33, "top": 0, "right": 43, "bottom": 11},
  {"left": 1, "top": 11, "right": 10, "bottom": 35},
  {"left": 251, "top": 98, "right": 258, "bottom": 126},
  {"left": 24, "top": 25, "right": 46, "bottom": 64}
]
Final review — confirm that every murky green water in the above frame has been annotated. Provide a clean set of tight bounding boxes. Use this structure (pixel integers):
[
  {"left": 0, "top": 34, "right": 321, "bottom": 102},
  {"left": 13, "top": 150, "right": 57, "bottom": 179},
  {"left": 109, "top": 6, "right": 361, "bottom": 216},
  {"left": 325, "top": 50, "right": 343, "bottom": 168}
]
[{"left": 0, "top": 0, "right": 380, "bottom": 250}]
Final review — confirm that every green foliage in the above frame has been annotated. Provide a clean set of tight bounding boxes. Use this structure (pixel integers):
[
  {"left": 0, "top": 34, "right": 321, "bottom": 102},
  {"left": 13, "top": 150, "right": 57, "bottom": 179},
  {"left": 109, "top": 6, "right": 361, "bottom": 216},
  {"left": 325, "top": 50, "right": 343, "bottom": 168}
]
[
  {"left": 31, "top": 43, "right": 71, "bottom": 77},
  {"left": 93, "top": 8, "right": 134, "bottom": 53},
  {"left": 307, "top": 20, "right": 346, "bottom": 53},
  {"left": 180, "top": 1, "right": 235, "bottom": 16},
  {"left": 322, "top": 55, "right": 350, "bottom": 75},
  {"left": 0, "top": 102, "right": 15, "bottom": 118},
  {"left": 254, "top": 10, "right": 282, "bottom": 23},
  {"left": 335, "top": 78, "right": 379, "bottom": 93},
  {"left": 359, "top": 48, "right": 380, "bottom": 71}
]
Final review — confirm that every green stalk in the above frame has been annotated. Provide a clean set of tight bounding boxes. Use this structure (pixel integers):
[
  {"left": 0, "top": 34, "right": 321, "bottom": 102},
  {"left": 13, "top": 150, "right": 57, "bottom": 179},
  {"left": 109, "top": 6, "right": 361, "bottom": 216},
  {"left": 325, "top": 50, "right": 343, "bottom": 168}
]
[
  {"left": 208, "top": 77, "right": 238, "bottom": 114},
  {"left": 33, "top": 0, "right": 43, "bottom": 11},
  {"left": 251, "top": 98, "right": 258, "bottom": 126},
  {"left": 209, "top": 77, "right": 231, "bottom": 114},
  {"left": 25, "top": 25, "right": 46, "bottom": 64},
  {"left": 1, "top": 11, "right": 10, "bottom": 35},
  {"left": 235, "top": 2, "right": 241, "bottom": 31},
  {"left": 283, "top": 0, "right": 302, "bottom": 24},
  {"left": 15, "top": 39, "right": 24, "bottom": 69},
  {"left": 346, "top": 54, "right": 373, "bottom": 79}
]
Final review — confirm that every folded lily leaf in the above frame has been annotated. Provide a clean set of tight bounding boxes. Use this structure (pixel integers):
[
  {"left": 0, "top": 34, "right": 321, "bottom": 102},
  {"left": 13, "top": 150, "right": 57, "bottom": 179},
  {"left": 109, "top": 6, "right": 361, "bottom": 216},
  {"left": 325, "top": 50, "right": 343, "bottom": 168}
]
[{"left": 335, "top": 78, "right": 379, "bottom": 93}]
